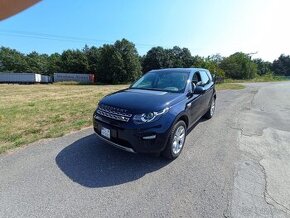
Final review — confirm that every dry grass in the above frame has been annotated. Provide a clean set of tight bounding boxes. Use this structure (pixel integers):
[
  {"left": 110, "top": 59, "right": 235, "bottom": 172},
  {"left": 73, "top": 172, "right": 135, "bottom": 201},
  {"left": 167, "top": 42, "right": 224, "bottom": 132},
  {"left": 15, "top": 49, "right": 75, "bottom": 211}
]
[
  {"left": 216, "top": 83, "right": 245, "bottom": 90},
  {"left": 0, "top": 84, "right": 127, "bottom": 154}
]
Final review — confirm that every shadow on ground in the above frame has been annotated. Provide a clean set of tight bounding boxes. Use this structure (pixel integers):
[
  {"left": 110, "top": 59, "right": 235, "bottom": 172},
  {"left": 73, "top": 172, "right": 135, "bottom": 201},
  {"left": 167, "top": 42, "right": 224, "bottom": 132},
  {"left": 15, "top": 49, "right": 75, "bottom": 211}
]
[{"left": 55, "top": 134, "right": 170, "bottom": 188}]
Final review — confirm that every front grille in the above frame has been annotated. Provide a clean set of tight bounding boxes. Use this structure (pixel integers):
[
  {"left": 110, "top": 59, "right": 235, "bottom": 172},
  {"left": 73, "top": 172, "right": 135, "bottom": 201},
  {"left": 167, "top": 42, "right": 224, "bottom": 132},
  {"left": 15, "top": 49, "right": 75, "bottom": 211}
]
[{"left": 96, "top": 104, "right": 132, "bottom": 122}]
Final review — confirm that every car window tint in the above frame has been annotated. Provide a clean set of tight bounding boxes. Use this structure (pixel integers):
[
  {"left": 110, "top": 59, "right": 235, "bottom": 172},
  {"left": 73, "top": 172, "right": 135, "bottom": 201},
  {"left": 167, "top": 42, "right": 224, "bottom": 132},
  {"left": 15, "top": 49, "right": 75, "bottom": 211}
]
[
  {"left": 192, "top": 72, "right": 201, "bottom": 84},
  {"left": 205, "top": 71, "right": 212, "bottom": 81},
  {"left": 192, "top": 72, "right": 203, "bottom": 88},
  {"left": 200, "top": 71, "right": 210, "bottom": 85},
  {"left": 132, "top": 71, "right": 190, "bottom": 93},
  {"left": 156, "top": 72, "right": 188, "bottom": 91},
  {"left": 133, "top": 73, "right": 155, "bottom": 88}
]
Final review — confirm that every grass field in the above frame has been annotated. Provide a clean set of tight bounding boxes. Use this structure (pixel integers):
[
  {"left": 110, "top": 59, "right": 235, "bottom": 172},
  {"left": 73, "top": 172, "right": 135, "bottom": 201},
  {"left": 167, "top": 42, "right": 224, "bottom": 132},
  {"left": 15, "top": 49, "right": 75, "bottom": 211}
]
[
  {"left": 216, "top": 83, "right": 245, "bottom": 90},
  {"left": 224, "top": 75, "right": 290, "bottom": 83},
  {"left": 0, "top": 83, "right": 244, "bottom": 154},
  {"left": 0, "top": 84, "right": 127, "bottom": 153}
]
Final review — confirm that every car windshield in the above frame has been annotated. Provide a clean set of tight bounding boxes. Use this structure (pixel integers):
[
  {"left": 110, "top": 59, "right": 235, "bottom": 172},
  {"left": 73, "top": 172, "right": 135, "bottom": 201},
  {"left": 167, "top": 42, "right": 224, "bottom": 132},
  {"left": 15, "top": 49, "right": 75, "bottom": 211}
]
[{"left": 131, "top": 71, "right": 190, "bottom": 93}]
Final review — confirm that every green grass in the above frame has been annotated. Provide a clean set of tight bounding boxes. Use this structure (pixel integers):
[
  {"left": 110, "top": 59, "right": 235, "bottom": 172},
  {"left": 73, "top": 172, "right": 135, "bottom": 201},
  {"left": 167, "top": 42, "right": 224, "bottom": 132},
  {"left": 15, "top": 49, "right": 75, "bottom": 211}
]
[
  {"left": 0, "top": 82, "right": 248, "bottom": 154},
  {"left": 216, "top": 83, "right": 245, "bottom": 90},
  {"left": 0, "top": 84, "right": 128, "bottom": 154},
  {"left": 224, "top": 74, "right": 290, "bottom": 83}
]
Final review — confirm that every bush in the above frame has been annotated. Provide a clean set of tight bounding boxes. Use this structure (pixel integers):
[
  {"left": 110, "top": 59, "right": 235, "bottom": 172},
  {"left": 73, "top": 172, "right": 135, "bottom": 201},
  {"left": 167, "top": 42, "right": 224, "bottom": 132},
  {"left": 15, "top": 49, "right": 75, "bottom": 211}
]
[{"left": 220, "top": 52, "right": 258, "bottom": 79}]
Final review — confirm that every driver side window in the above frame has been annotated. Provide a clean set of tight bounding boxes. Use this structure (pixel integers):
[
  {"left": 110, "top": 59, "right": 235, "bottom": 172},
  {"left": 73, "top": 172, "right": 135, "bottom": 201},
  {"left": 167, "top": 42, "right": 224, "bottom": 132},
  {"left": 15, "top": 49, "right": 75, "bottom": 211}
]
[{"left": 192, "top": 72, "right": 202, "bottom": 86}]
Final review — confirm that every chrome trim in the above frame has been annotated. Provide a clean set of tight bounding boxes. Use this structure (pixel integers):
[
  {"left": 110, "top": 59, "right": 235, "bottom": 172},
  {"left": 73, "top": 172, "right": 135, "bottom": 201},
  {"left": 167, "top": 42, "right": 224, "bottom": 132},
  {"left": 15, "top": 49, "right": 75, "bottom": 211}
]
[
  {"left": 97, "top": 104, "right": 132, "bottom": 122},
  {"left": 97, "top": 109, "right": 130, "bottom": 122},
  {"left": 98, "top": 104, "right": 132, "bottom": 117},
  {"left": 142, "top": 135, "right": 156, "bottom": 140},
  {"left": 95, "top": 133, "right": 136, "bottom": 153}
]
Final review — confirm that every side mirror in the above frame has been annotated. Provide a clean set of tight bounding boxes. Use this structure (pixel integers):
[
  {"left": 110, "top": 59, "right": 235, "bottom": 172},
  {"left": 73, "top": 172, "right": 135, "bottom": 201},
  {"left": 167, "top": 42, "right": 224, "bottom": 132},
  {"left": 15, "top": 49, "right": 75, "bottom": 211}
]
[{"left": 194, "top": 86, "right": 205, "bottom": 94}]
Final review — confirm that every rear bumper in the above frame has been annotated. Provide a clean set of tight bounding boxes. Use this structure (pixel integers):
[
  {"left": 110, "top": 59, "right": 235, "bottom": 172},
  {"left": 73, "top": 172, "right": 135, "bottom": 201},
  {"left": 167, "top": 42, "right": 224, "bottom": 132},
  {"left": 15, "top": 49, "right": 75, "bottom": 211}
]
[{"left": 93, "top": 114, "right": 172, "bottom": 153}]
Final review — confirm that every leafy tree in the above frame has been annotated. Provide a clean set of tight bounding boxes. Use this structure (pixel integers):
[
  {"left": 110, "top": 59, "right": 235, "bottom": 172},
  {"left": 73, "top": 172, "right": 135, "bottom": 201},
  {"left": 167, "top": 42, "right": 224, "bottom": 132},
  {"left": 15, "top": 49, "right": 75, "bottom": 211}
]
[
  {"left": 47, "top": 53, "right": 61, "bottom": 76},
  {"left": 220, "top": 52, "right": 257, "bottom": 79},
  {"left": 97, "top": 44, "right": 124, "bottom": 84},
  {"left": 2, "top": 41, "right": 289, "bottom": 83},
  {"left": 114, "top": 39, "right": 142, "bottom": 82},
  {"left": 83, "top": 46, "right": 100, "bottom": 74},
  {"left": 142, "top": 46, "right": 193, "bottom": 73},
  {"left": 208, "top": 54, "right": 224, "bottom": 65},
  {"left": 253, "top": 58, "right": 272, "bottom": 76},
  {"left": 272, "top": 54, "right": 290, "bottom": 76},
  {"left": 60, "top": 49, "right": 89, "bottom": 73},
  {"left": 167, "top": 46, "right": 193, "bottom": 68},
  {"left": 0, "top": 47, "right": 28, "bottom": 72},
  {"left": 192, "top": 55, "right": 204, "bottom": 66},
  {"left": 96, "top": 39, "right": 141, "bottom": 84},
  {"left": 26, "top": 51, "right": 49, "bottom": 74},
  {"left": 192, "top": 55, "right": 225, "bottom": 78},
  {"left": 142, "top": 47, "right": 169, "bottom": 73}
]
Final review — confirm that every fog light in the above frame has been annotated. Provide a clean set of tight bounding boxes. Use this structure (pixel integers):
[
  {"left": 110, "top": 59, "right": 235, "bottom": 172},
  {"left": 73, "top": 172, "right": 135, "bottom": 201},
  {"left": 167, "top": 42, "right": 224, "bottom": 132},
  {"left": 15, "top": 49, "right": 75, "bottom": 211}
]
[{"left": 142, "top": 135, "right": 156, "bottom": 140}]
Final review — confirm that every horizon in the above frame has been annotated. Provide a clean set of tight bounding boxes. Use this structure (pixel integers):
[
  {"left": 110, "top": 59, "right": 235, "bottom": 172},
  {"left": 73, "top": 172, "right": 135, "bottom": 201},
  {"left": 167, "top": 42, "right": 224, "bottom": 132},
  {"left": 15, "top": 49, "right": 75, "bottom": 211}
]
[{"left": 0, "top": 0, "right": 289, "bottom": 61}]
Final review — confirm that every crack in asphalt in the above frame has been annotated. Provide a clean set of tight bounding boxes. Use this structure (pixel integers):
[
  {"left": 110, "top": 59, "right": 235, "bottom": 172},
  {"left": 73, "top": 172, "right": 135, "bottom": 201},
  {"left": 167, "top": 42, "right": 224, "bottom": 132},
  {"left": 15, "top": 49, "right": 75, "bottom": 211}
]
[
  {"left": 232, "top": 126, "right": 290, "bottom": 216},
  {"left": 230, "top": 87, "right": 290, "bottom": 217},
  {"left": 229, "top": 126, "right": 264, "bottom": 137},
  {"left": 257, "top": 161, "right": 290, "bottom": 214},
  {"left": 247, "top": 88, "right": 290, "bottom": 215}
]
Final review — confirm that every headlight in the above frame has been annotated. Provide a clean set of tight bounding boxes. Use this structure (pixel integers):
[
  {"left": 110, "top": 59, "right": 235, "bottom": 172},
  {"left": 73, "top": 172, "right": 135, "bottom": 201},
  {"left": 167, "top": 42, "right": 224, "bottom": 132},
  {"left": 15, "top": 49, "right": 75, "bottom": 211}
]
[{"left": 133, "top": 107, "right": 169, "bottom": 124}]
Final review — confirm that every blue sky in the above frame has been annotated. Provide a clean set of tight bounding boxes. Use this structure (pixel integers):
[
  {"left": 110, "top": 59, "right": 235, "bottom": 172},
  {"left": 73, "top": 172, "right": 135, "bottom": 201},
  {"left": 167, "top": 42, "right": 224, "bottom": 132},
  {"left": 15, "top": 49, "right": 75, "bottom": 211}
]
[{"left": 0, "top": 0, "right": 289, "bottom": 61}]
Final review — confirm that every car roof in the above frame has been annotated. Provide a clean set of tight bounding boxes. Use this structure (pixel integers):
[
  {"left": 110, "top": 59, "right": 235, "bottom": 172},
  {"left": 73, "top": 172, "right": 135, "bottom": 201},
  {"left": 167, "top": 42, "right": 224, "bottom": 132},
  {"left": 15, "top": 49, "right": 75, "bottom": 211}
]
[{"left": 150, "top": 68, "right": 208, "bottom": 73}]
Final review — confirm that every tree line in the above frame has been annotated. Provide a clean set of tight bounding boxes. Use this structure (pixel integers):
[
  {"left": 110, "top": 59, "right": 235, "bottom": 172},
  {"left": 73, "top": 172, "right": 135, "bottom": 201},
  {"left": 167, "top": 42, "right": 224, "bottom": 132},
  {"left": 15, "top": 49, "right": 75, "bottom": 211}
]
[{"left": 0, "top": 38, "right": 289, "bottom": 84}]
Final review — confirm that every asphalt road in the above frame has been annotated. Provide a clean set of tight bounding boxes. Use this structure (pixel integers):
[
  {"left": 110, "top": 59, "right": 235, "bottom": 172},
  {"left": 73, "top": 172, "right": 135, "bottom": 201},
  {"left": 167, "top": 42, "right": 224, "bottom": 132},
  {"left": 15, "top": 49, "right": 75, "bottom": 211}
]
[{"left": 0, "top": 82, "right": 290, "bottom": 217}]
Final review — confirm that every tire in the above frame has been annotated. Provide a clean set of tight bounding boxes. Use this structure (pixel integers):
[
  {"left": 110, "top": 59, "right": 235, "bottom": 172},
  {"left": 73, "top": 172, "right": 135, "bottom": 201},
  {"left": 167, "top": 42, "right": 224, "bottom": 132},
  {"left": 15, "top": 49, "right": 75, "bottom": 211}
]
[
  {"left": 204, "top": 97, "right": 216, "bottom": 119},
  {"left": 162, "top": 120, "right": 187, "bottom": 160}
]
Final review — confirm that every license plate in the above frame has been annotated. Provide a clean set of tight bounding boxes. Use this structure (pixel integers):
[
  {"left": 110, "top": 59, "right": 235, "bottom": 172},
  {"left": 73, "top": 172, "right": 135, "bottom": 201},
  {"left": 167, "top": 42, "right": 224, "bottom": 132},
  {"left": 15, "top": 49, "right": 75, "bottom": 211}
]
[{"left": 101, "top": 127, "right": 110, "bottom": 139}]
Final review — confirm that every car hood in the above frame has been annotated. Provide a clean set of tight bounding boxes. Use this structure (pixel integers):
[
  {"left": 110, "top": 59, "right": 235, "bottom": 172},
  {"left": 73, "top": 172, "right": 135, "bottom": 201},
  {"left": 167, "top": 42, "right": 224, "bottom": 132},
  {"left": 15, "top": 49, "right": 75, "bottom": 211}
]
[{"left": 99, "top": 88, "right": 185, "bottom": 114}]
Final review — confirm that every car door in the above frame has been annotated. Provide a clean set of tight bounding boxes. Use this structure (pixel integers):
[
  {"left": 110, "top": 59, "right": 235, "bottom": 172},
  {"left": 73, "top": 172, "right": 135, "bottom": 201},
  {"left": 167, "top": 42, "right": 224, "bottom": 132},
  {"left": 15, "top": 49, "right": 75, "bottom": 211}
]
[
  {"left": 199, "top": 70, "right": 214, "bottom": 113},
  {"left": 187, "top": 72, "right": 204, "bottom": 125}
]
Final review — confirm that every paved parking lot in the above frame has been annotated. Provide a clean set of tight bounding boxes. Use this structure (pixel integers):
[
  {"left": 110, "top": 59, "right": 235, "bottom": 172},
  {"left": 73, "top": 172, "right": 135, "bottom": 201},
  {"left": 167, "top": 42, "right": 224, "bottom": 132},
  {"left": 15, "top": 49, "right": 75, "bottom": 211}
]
[{"left": 0, "top": 82, "right": 289, "bottom": 217}]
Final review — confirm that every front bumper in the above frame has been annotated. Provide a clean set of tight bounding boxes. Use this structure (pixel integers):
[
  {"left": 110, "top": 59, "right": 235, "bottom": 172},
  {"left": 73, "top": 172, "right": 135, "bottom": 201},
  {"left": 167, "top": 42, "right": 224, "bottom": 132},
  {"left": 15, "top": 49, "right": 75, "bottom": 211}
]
[
  {"left": 93, "top": 114, "right": 172, "bottom": 153},
  {"left": 95, "top": 132, "right": 135, "bottom": 153}
]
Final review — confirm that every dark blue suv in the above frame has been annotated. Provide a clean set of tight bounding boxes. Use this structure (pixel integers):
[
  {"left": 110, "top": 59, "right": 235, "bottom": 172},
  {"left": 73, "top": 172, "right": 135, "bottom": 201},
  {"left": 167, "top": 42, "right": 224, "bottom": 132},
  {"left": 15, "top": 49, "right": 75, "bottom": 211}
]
[{"left": 93, "top": 68, "right": 216, "bottom": 159}]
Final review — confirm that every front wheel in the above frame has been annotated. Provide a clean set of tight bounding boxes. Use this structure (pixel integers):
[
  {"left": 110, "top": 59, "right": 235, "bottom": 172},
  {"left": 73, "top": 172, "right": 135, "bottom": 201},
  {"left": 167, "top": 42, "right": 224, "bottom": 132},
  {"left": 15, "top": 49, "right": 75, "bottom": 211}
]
[
  {"left": 162, "top": 120, "right": 186, "bottom": 160},
  {"left": 204, "top": 97, "right": 216, "bottom": 119}
]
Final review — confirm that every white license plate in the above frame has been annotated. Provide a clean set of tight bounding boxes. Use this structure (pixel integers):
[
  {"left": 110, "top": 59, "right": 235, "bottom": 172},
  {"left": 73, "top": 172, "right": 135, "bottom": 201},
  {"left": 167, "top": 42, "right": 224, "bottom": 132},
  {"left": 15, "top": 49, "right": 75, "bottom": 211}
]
[{"left": 101, "top": 127, "right": 111, "bottom": 139}]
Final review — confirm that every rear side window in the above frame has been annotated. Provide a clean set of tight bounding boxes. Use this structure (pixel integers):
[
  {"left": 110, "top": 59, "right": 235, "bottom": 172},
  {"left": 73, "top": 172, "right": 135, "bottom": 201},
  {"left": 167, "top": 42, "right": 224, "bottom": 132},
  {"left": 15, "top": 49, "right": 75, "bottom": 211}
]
[
  {"left": 205, "top": 71, "right": 213, "bottom": 81},
  {"left": 200, "top": 71, "right": 210, "bottom": 85}
]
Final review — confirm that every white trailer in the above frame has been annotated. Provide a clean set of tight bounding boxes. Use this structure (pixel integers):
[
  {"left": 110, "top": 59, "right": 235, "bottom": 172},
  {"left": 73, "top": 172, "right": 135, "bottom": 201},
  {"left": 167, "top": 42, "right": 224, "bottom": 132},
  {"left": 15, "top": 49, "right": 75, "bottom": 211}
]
[
  {"left": 54, "top": 73, "right": 95, "bottom": 83},
  {"left": 0, "top": 73, "right": 43, "bottom": 83}
]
